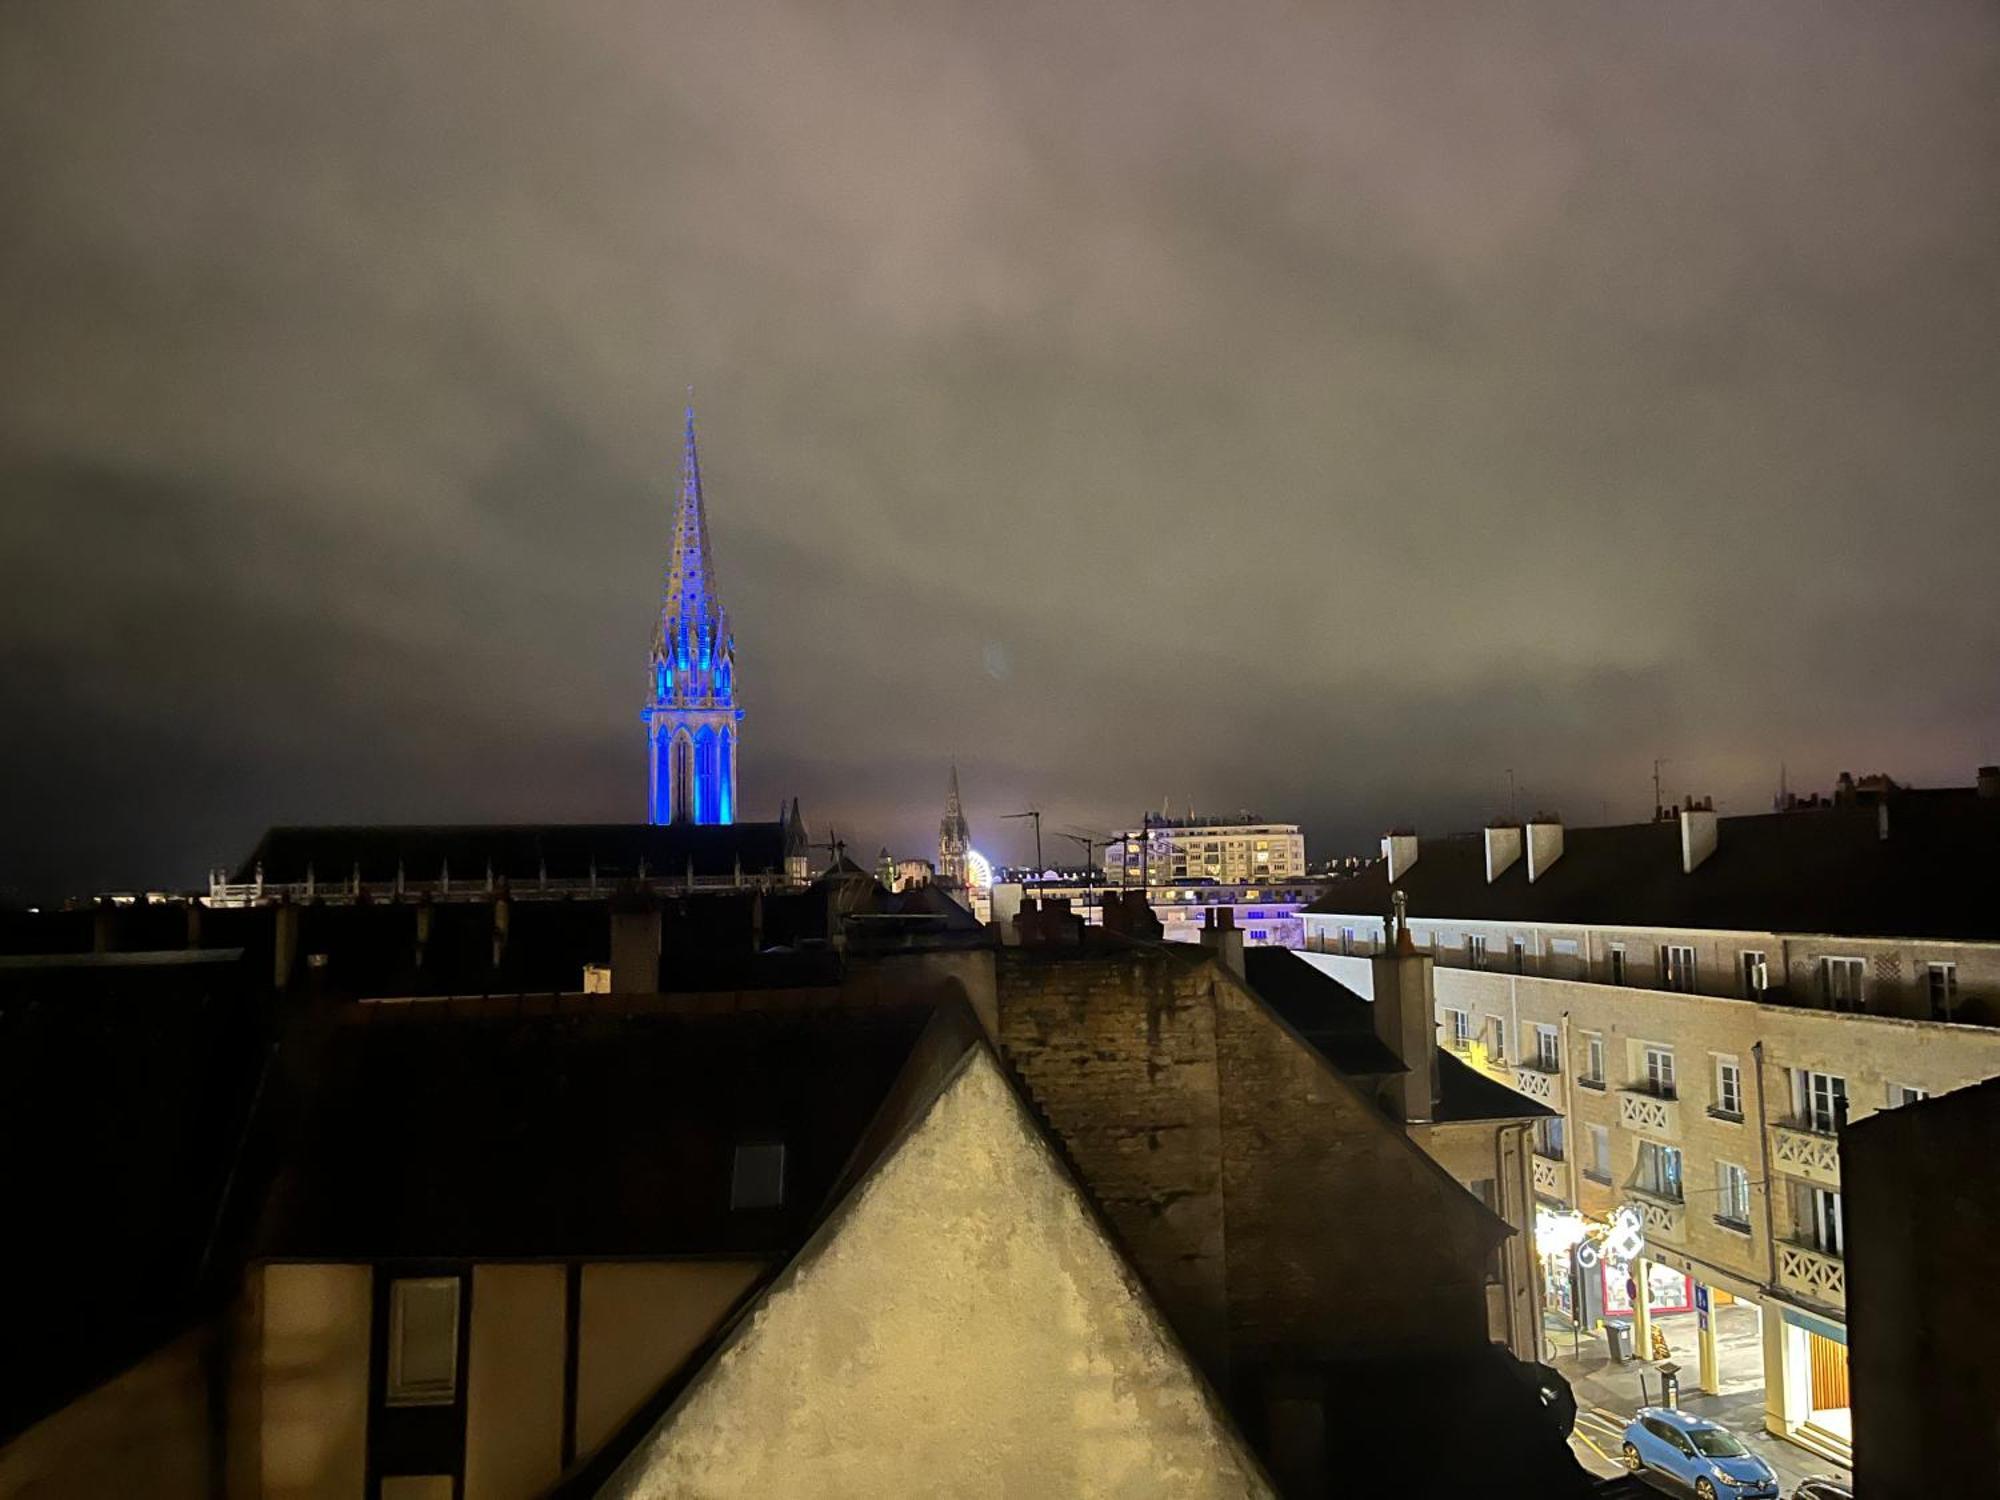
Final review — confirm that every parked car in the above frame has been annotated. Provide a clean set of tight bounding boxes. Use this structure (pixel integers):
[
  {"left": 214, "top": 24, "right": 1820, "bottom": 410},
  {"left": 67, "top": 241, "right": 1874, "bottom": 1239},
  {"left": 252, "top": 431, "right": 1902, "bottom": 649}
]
[
  {"left": 1791, "top": 1483, "right": 1852, "bottom": 1500},
  {"left": 1619, "top": 1407, "right": 1779, "bottom": 1499}
]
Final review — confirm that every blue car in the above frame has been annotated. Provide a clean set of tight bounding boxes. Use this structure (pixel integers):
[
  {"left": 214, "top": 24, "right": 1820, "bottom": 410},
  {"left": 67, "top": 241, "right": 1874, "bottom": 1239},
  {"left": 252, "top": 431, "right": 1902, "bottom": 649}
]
[{"left": 1620, "top": 1407, "right": 1779, "bottom": 1499}]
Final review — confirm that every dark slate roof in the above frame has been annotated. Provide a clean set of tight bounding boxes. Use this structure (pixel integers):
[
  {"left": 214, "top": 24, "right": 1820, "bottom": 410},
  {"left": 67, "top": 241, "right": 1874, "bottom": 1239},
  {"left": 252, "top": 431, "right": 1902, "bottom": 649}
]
[
  {"left": 1241, "top": 948, "right": 1406, "bottom": 1076},
  {"left": 235, "top": 822, "right": 794, "bottom": 884},
  {"left": 1435, "top": 1053, "right": 1554, "bottom": 1123},
  {"left": 252, "top": 1000, "right": 938, "bottom": 1260},
  {"left": 0, "top": 950, "right": 272, "bottom": 1438},
  {"left": 1306, "top": 799, "right": 2000, "bottom": 941}
]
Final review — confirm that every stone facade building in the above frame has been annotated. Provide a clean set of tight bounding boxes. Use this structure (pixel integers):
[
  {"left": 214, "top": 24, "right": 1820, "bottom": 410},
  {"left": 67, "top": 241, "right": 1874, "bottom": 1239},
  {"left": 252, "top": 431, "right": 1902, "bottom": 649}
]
[{"left": 1298, "top": 778, "right": 2000, "bottom": 1468}]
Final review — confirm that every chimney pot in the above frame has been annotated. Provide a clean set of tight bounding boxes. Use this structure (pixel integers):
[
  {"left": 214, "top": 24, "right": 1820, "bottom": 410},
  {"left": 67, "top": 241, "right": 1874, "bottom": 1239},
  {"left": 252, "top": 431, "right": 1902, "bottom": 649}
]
[
  {"left": 1680, "top": 805, "right": 1718, "bottom": 873},
  {"left": 1382, "top": 832, "right": 1420, "bottom": 883},
  {"left": 1525, "top": 818, "right": 1564, "bottom": 882},
  {"left": 1482, "top": 824, "right": 1523, "bottom": 883}
]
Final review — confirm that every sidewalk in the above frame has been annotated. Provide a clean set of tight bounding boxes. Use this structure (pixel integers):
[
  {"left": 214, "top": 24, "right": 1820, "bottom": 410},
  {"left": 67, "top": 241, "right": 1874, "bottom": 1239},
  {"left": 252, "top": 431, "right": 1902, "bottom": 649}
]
[{"left": 1545, "top": 1311, "right": 1851, "bottom": 1495}]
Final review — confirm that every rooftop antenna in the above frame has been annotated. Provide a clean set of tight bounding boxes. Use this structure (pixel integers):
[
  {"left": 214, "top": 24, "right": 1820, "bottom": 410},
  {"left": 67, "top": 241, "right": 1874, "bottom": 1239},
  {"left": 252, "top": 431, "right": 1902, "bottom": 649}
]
[
  {"left": 1001, "top": 809, "right": 1044, "bottom": 890},
  {"left": 1652, "top": 758, "right": 1670, "bottom": 821},
  {"left": 1506, "top": 768, "right": 1517, "bottom": 823}
]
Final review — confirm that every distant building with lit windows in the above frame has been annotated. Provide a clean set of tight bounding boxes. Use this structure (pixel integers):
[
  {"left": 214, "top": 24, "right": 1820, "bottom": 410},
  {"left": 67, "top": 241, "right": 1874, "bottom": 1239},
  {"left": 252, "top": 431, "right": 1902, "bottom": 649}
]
[
  {"left": 1106, "top": 815, "right": 1305, "bottom": 886},
  {"left": 645, "top": 405, "right": 741, "bottom": 826}
]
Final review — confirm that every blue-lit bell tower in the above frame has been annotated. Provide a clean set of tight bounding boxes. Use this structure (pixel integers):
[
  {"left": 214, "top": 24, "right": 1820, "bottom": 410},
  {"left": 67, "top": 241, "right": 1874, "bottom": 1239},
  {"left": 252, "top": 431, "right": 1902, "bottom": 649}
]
[{"left": 645, "top": 404, "right": 741, "bottom": 825}]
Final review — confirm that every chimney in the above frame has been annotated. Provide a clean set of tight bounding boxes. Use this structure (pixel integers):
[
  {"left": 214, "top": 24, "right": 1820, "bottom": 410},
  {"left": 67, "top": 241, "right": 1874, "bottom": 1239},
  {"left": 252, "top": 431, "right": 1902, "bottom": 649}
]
[
  {"left": 1372, "top": 903, "right": 1439, "bottom": 1124},
  {"left": 1680, "top": 803, "right": 1718, "bottom": 873},
  {"left": 1483, "top": 824, "right": 1522, "bottom": 883},
  {"left": 1199, "top": 907, "right": 1245, "bottom": 980},
  {"left": 1525, "top": 817, "right": 1564, "bottom": 882},
  {"left": 1978, "top": 765, "right": 2000, "bottom": 800},
  {"left": 1382, "top": 831, "right": 1420, "bottom": 883},
  {"left": 609, "top": 899, "right": 662, "bottom": 993}
]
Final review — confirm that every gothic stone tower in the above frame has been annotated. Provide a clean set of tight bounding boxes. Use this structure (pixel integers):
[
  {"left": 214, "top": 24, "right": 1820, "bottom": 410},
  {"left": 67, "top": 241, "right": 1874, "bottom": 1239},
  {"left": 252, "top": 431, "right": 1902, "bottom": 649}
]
[
  {"left": 937, "top": 764, "right": 970, "bottom": 888},
  {"left": 645, "top": 405, "right": 741, "bottom": 825}
]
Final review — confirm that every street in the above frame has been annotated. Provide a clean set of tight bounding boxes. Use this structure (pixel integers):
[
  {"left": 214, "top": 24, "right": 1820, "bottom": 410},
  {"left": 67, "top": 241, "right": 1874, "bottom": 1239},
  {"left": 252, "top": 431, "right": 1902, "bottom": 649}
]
[{"left": 1549, "top": 1306, "right": 1853, "bottom": 1496}]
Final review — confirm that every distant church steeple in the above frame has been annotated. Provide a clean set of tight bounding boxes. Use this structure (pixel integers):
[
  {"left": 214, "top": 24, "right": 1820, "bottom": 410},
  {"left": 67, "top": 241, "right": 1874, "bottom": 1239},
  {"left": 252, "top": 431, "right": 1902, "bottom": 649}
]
[
  {"left": 938, "top": 763, "right": 970, "bottom": 887},
  {"left": 645, "top": 403, "right": 741, "bottom": 825}
]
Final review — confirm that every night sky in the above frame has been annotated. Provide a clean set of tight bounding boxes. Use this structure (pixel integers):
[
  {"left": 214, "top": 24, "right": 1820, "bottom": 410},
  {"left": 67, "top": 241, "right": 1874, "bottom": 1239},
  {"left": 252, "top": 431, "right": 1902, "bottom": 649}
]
[{"left": 4, "top": 2, "right": 1998, "bottom": 903}]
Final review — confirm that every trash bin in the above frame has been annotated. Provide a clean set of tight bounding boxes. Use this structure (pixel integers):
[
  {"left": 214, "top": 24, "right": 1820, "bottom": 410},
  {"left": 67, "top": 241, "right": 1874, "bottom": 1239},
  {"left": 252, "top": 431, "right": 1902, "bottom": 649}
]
[{"left": 1604, "top": 1319, "right": 1633, "bottom": 1363}]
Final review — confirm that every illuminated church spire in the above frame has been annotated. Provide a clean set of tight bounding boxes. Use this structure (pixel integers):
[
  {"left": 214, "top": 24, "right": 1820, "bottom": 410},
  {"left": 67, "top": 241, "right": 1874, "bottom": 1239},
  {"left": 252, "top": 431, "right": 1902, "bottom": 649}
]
[
  {"left": 938, "top": 763, "right": 970, "bottom": 887},
  {"left": 645, "top": 401, "right": 741, "bottom": 825}
]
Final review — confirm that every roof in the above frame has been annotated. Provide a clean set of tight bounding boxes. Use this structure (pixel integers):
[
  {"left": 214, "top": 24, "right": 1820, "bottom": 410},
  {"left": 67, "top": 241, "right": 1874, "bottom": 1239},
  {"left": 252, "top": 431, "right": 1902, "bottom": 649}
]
[
  {"left": 234, "top": 821, "right": 794, "bottom": 885},
  {"left": 1241, "top": 947, "right": 1406, "bottom": 1075},
  {"left": 1307, "top": 800, "right": 2000, "bottom": 941},
  {"left": 1435, "top": 1053, "right": 1555, "bottom": 1122},
  {"left": 253, "top": 1000, "right": 939, "bottom": 1260},
  {"left": 0, "top": 949, "right": 271, "bottom": 1437}
]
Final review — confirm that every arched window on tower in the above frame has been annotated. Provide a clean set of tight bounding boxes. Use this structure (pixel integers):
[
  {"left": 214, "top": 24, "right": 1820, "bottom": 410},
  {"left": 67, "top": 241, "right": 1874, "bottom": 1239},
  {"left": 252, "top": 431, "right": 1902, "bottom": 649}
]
[
  {"left": 672, "top": 731, "right": 695, "bottom": 824},
  {"left": 694, "top": 725, "right": 718, "bottom": 825},
  {"left": 719, "top": 728, "right": 734, "bottom": 824}
]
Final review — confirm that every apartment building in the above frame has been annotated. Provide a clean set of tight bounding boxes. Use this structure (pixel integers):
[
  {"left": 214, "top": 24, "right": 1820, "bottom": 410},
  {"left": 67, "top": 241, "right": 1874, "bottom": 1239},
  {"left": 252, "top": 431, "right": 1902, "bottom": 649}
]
[
  {"left": 1298, "top": 778, "right": 2000, "bottom": 1468},
  {"left": 1106, "top": 815, "right": 1307, "bottom": 886}
]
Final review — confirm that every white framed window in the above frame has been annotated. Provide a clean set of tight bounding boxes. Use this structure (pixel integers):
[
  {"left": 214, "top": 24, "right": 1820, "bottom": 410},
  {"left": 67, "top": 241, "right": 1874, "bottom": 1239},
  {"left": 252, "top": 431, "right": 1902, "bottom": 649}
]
[
  {"left": 1582, "top": 1032, "right": 1606, "bottom": 1087},
  {"left": 1795, "top": 1070, "right": 1847, "bottom": 1135},
  {"left": 386, "top": 1277, "right": 461, "bottom": 1407},
  {"left": 1927, "top": 962, "right": 1957, "bottom": 1021},
  {"left": 1587, "top": 1124, "right": 1611, "bottom": 1182},
  {"left": 1510, "top": 937, "right": 1527, "bottom": 973},
  {"left": 1818, "top": 956, "right": 1865, "bottom": 1011},
  {"left": 1445, "top": 1009, "right": 1473, "bottom": 1048},
  {"left": 1467, "top": 934, "right": 1489, "bottom": 968},
  {"left": 1889, "top": 1083, "right": 1928, "bottom": 1108},
  {"left": 1796, "top": 1184, "right": 1845, "bottom": 1257},
  {"left": 1637, "top": 1141, "right": 1684, "bottom": 1201},
  {"left": 1608, "top": 945, "right": 1628, "bottom": 985},
  {"left": 1659, "top": 944, "right": 1697, "bottom": 993},
  {"left": 1485, "top": 1015, "right": 1508, "bottom": 1062},
  {"left": 1740, "top": 951, "right": 1769, "bottom": 996},
  {"left": 1534, "top": 1024, "right": 1560, "bottom": 1072},
  {"left": 731, "top": 1140, "right": 788, "bottom": 1209},
  {"left": 1713, "top": 1056, "right": 1742, "bottom": 1119},
  {"left": 1535, "top": 1115, "right": 1566, "bottom": 1160},
  {"left": 1642, "top": 1044, "right": 1677, "bottom": 1100},
  {"left": 1716, "top": 1162, "right": 1752, "bottom": 1228}
]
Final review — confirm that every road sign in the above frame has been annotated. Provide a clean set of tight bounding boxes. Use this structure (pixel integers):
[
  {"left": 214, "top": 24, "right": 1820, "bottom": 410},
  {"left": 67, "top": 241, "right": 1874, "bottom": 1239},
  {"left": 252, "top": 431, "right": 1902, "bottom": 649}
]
[{"left": 1695, "top": 1282, "right": 1711, "bottom": 1331}]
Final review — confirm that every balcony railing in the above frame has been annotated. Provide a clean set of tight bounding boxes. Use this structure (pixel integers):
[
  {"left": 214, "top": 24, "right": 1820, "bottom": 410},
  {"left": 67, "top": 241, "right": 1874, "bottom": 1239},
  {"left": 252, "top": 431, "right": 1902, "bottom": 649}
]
[
  {"left": 1777, "top": 1241, "right": 1846, "bottom": 1308},
  {"left": 1771, "top": 1123, "right": 1842, "bottom": 1188},
  {"left": 1513, "top": 1065, "right": 1557, "bottom": 1103},
  {"left": 1618, "top": 1088, "right": 1681, "bottom": 1139},
  {"left": 1628, "top": 1190, "right": 1684, "bottom": 1243},
  {"left": 1532, "top": 1155, "right": 1566, "bottom": 1201}
]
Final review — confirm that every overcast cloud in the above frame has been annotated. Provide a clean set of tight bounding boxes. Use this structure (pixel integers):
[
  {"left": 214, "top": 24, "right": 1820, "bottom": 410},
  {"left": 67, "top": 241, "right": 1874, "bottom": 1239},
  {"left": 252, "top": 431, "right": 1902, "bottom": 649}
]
[{"left": 3, "top": 1, "right": 1997, "bottom": 900}]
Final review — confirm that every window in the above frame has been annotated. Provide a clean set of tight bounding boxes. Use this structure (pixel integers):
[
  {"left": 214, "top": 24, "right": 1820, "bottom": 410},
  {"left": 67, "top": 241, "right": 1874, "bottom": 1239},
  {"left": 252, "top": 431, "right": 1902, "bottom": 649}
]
[
  {"left": 1716, "top": 1162, "right": 1752, "bottom": 1229},
  {"left": 1659, "top": 944, "right": 1697, "bottom": 993},
  {"left": 385, "top": 1278, "right": 461, "bottom": 1407},
  {"left": 1535, "top": 1115, "right": 1566, "bottom": 1160},
  {"left": 1534, "top": 1024, "right": 1560, "bottom": 1073},
  {"left": 1581, "top": 1033, "right": 1606, "bottom": 1088},
  {"left": 1795, "top": 1070, "right": 1847, "bottom": 1135},
  {"left": 1446, "top": 1009, "right": 1472, "bottom": 1048},
  {"left": 1340, "top": 926, "right": 1356, "bottom": 955},
  {"left": 1818, "top": 956, "right": 1865, "bottom": 1011},
  {"left": 1486, "top": 1015, "right": 1508, "bottom": 1063},
  {"left": 1797, "top": 1185, "right": 1845, "bottom": 1257},
  {"left": 1637, "top": 1141, "right": 1684, "bottom": 1202},
  {"left": 731, "top": 1141, "right": 787, "bottom": 1209},
  {"left": 1468, "top": 934, "right": 1489, "bottom": 968},
  {"left": 1927, "top": 962, "right": 1958, "bottom": 1021},
  {"left": 1608, "top": 946, "right": 1628, "bottom": 985},
  {"left": 1510, "top": 938, "right": 1526, "bottom": 974},
  {"left": 1587, "top": 1124, "right": 1612, "bottom": 1182},
  {"left": 1713, "top": 1057, "right": 1742, "bottom": 1119},
  {"left": 1741, "top": 951, "right": 1769, "bottom": 996},
  {"left": 1642, "top": 1044, "right": 1677, "bottom": 1100},
  {"left": 1249, "top": 929, "right": 1268, "bottom": 942},
  {"left": 1889, "top": 1083, "right": 1928, "bottom": 1108}
]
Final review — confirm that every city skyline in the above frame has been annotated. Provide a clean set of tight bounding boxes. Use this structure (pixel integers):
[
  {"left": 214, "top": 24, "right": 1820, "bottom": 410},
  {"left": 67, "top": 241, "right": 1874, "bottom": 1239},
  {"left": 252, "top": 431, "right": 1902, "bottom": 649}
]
[{"left": 6, "top": 2, "right": 2000, "bottom": 902}]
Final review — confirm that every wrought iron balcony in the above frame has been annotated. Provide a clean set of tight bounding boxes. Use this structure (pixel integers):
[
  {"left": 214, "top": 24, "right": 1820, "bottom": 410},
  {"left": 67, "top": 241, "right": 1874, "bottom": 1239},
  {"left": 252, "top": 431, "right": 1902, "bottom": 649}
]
[
  {"left": 1771, "top": 1122, "right": 1842, "bottom": 1188},
  {"left": 1618, "top": 1087, "right": 1681, "bottom": 1139},
  {"left": 1777, "top": 1241, "right": 1846, "bottom": 1308}
]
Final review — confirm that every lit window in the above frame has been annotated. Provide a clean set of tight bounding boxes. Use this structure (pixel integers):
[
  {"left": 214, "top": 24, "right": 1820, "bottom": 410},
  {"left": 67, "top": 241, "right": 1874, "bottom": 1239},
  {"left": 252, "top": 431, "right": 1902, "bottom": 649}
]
[
  {"left": 1637, "top": 1142, "right": 1683, "bottom": 1202},
  {"left": 731, "top": 1141, "right": 787, "bottom": 1209},
  {"left": 1716, "top": 1162, "right": 1752, "bottom": 1227},
  {"left": 386, "top": 1278, "right": 461, "bottom": 1407}
]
